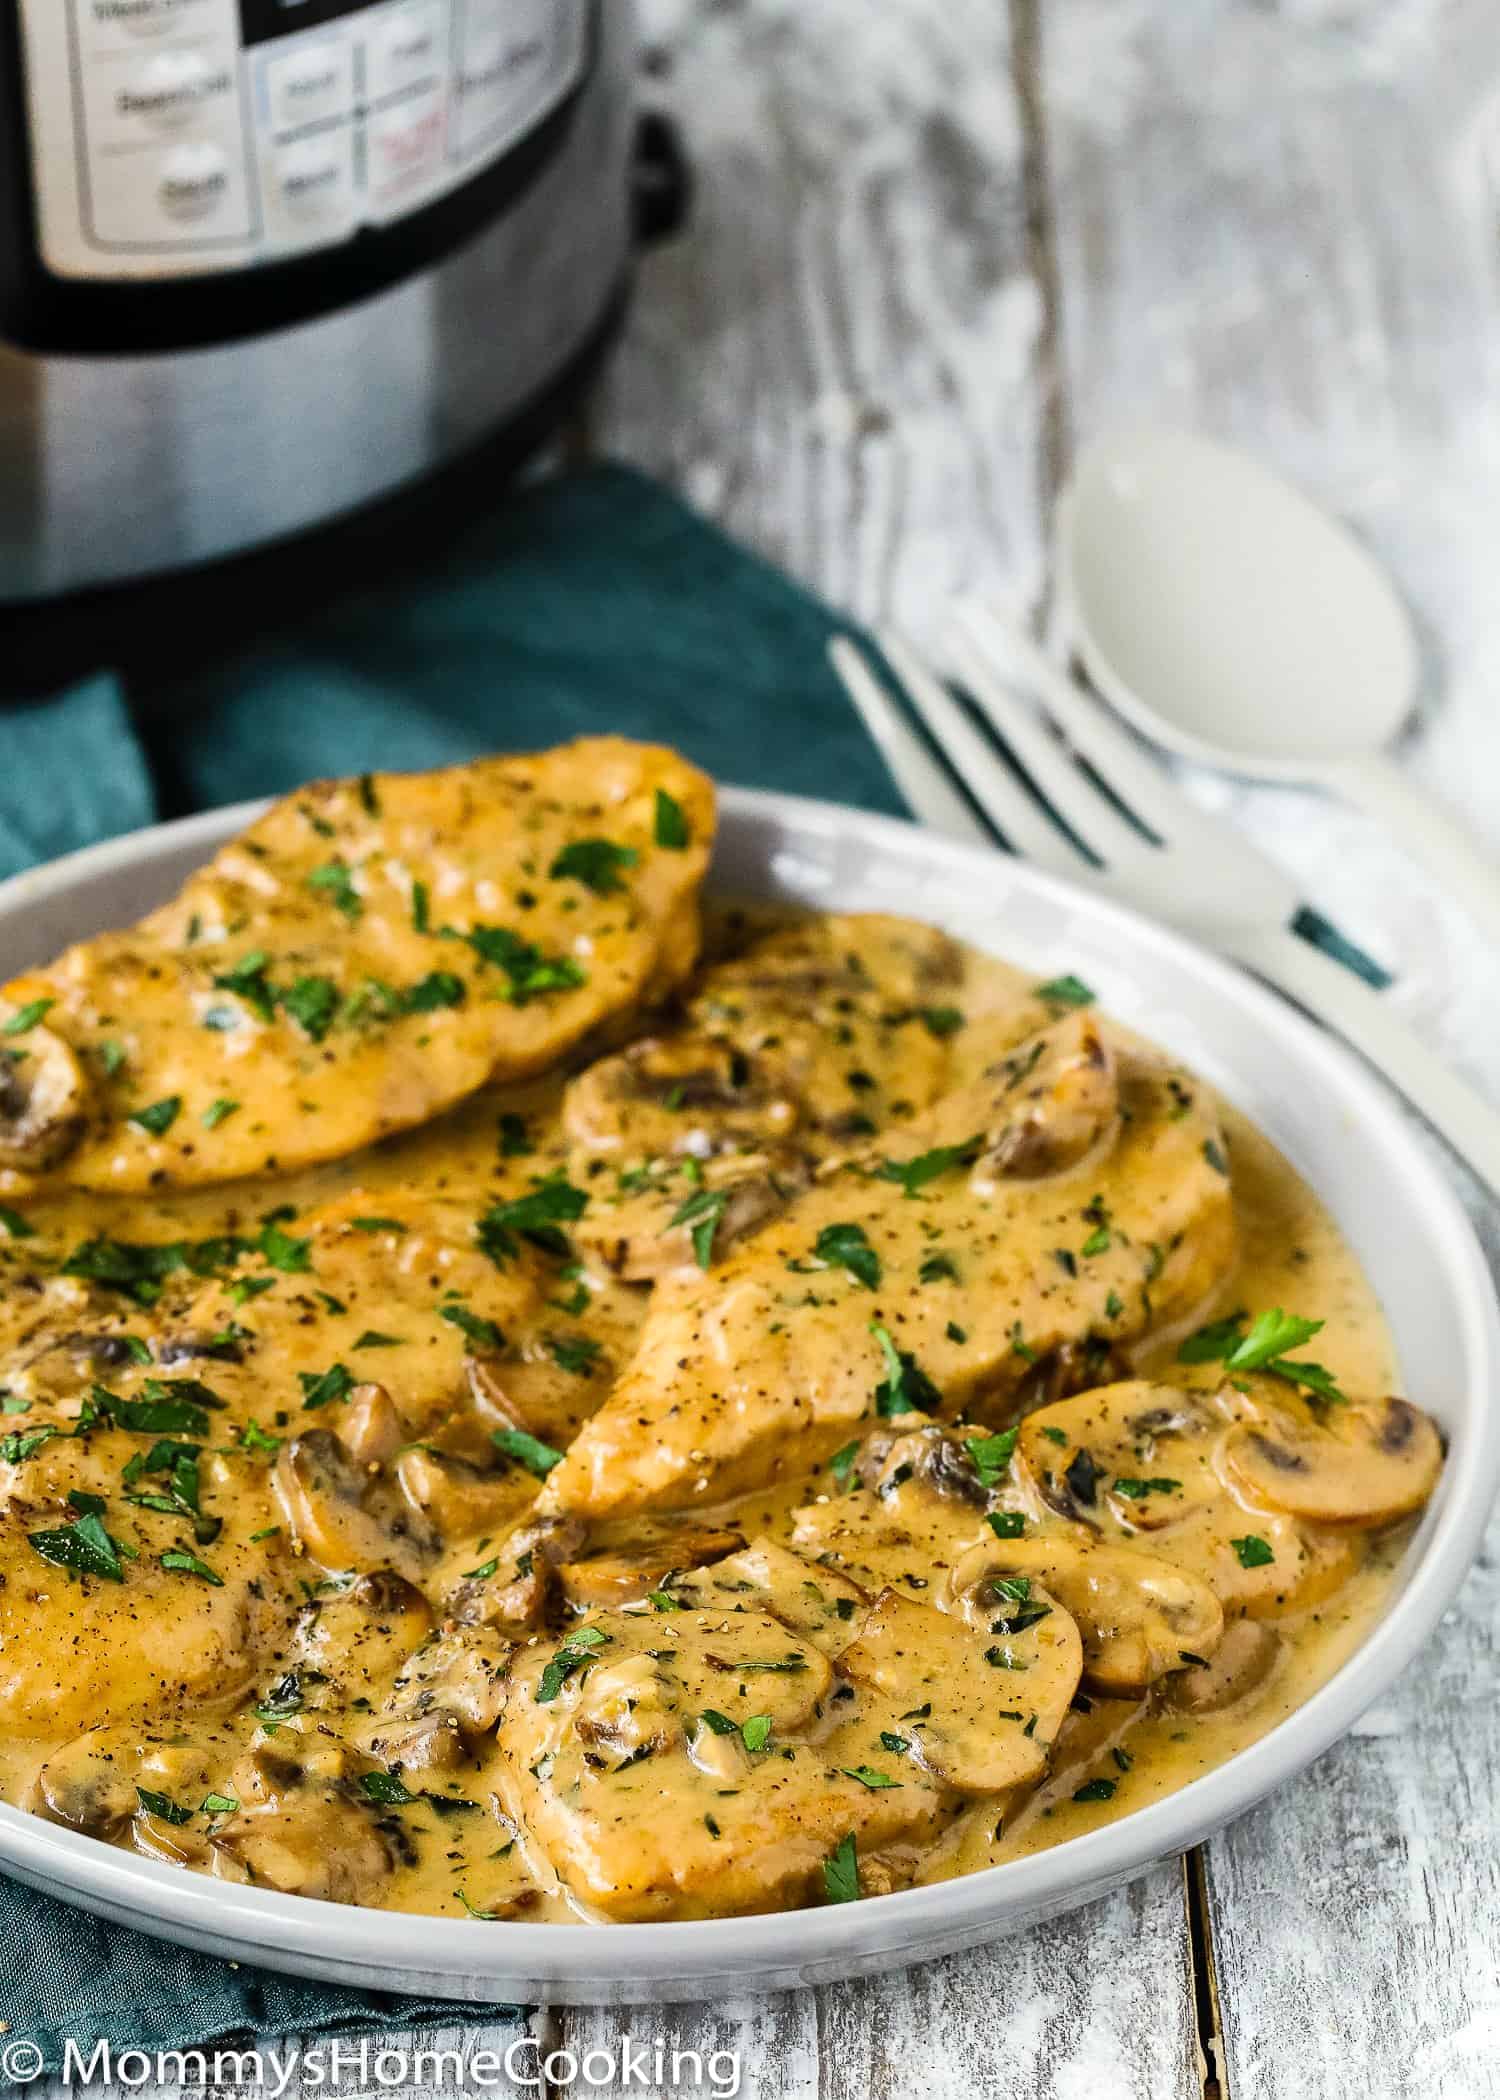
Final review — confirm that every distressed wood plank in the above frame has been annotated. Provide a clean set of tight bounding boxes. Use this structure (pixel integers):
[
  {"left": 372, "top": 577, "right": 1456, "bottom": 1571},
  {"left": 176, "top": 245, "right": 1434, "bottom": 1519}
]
[
  {"left": 1040, "top": 7, "right": 1500, "bottom": 2094},
  {"left": 560, "top": 1867, "right": 1200, "bottom": 2100},
  {"left": 603, "top": 0, "right": 1052, "bottom": 642},
  {"left": 1039, "top": 0, "right": 1500, "bottom": 1102},
  {"left": 582, "top": 9, "right": 1200, "bottom": 2091}
]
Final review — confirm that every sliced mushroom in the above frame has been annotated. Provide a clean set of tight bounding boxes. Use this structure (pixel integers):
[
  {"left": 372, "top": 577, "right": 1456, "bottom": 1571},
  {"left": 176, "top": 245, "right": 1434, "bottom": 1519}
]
[
  {"left": 288, "top": 1570, "right": 433, "bottom": 1696},
  {"left": 949, "top": 1536, "right": 1224, "bottom": 1696},
  {"left": 1165, "top": 1619, "right": 1283, "bottom": 1714},
  {"left": 355, "top": 1625, "right": 513, "bottom": 1773},
  {"left": 575, "top": 1651, "right": 685, "bottom": 1770},
  {"left": 0, "top": 1022, "right": 89, "bottom": 1172},
  {"left": 838, "top": 1585, "right": 1082, "bottom": 1792},
  {"left": 972, "top": 1014, "right": 1119, "bottom": 1187},
  {"left": 446, "top": 1512, "right": 585, "bottom": 1632},
  {"left": 29, "top": 1726, "right": 142, "bottom": 1838},
  {"left": 701, "top": 1536, "right": 868, "bottom": 1651},
  {"left": 564, "top": 1033, "right": 800, "bottom": 1159},
  {"left": 396, "top": 1445, "right": 538, "bottom": 1545},
  {"left": 340, "top": 1383, "right": 404, "bottom": 1466},
  {"left": 273, "top": 1429, "right": 438, "bottom": 1580},
  {"left": 1011, "top": 1378, "right": 1361, "bottom": 1616},
  {"left": 556, "top": 1523, "right": 746, "bottom": 1607},
  {"left": 212, "top": 1735, "right": 398, "bottom": 1904},
  {"left": 1220, "top": 1396, "right": 1443, "bottom": 1528},
  {"left": 1012, "top": 1338, "right": 1134, "bottom": 1417}
]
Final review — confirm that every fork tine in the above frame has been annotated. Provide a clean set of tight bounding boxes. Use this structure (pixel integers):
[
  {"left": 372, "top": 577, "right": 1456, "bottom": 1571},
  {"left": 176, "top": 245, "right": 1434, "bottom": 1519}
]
[
  {"left": 874, "top": 631, "right": 1090, "bottom": 880},
  {"left": 942, "top": 624, "right": 1160, "bottom": 867},
  {"left": 954, "top": 596, "right": 1207, "bottom": 844},
  {"left": 827, "top": 637, "right": 989, "bottom": 846}
]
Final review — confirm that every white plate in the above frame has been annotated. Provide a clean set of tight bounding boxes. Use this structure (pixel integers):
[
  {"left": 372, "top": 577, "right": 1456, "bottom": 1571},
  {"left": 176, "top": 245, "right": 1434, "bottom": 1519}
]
[{"left": 0, "top": 787, "right": 1496, "bottom": 2006}]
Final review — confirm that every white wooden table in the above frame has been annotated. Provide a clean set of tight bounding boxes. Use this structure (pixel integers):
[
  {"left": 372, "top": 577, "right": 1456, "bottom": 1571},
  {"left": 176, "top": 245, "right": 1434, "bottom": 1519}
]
[{"left": 40, "top": 4, "right": 1500, "bottom": 2093}]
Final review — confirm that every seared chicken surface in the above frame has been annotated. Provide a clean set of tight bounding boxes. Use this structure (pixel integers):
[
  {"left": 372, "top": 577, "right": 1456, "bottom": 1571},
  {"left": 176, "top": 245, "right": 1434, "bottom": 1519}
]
[
  {"left": 0, "top": 746, "right": 1442, "bottom": 1923},
  {"left": 0, "top": 739, "right": 712, "bottom": 1193}
]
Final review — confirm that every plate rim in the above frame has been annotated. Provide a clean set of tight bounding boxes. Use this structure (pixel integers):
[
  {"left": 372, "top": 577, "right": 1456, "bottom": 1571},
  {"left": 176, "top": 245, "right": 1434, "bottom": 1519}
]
[{"left": 0, "top": 781, "right": 1495, "bottom": 1997}]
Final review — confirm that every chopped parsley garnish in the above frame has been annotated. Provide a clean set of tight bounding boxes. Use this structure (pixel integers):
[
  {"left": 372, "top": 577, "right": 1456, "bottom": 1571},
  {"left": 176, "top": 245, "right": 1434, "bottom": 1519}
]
[
  {"left": 28, "top": 1511, "right": 126, "bottom": 1583},
  {"left": 1034, "top": 974, "right": 1096, "bottom": 1009},
  {"left": 0, "top": 1205, "right": 36, "bottom": 1239},
  {"left": 306, "top": 858, "right": 362, "bottom": 921},
  {"left": 920, "top": 1006, "right": 965, "bottom": 1038},
  {"left": 842, "top": 1765, "right": 901, "bottom": 1790},
  {"left": 813, "top": 1221, "right": 881, "bottom": 1290},
  {"left": 212, "top": 951, "right": 277, "bottom": 1024},
  {"left": 352, "top": 1216, "right": 406, "bottom": 1234},
  {"left": 919, "top": 1251, "right": 959, "bottom": 1284},
  {"left": 444, "top": 923, "right": 586, "bottom": 1005},
  {"left": 671, "top": 1187, "right": 729, "bottom": 1269},
  {"left": 654, "top": 789, "right": 691, "bottom": 850},
  {"left": 698, "top": 1709, "right": 737, "bottom": 1736},
  {"left": 1111, "top": 1476, "right": 1181, "bottom": 1500},
  {"left": 360, "top": 1772, "right": 417, "bottom": 1805},
  {"left": 1178, "top": 1311, "right": 1248, "bottom": 1363},
  {"left": 1203, "top": 1137, "right": 1230, "bottom": 1176},
  {"left": 498, "top": 1112, "right": 532, "bottom": 1157},
  {"left": 1072, "top": 1778, "right": 1117, "bottom": 1803},
  {"left": 160, "top": 1547, "right": 224, "bottom": 1585},
  {"left": 258, "top": 1219, "right": 312, "bottom": 1272},
  {"left": 353, "top": 1331, "right": 403, "bottom": 1350},
  {"left": 1181, "top": 1306, "right": 1344, "bottom": 1403},
  {"left": 878, "top": 1137, "right": 980, "bottom": 1198},
  {"left": 411, "top": 880, "right": 430, "bottom": 934},
  {"left": 871, "top": 1322, "right": 941, "bottom": 1417},
  {"left": 966, "top": 1428, "right": 1018, "bottom": 1491},
  {"left": 129, "top": 1095, "right": 181, "bottom": 1138},
  {"left": 548, "top": 1334, "right": 602, "bottom": 1377},
  {"left": 401, "top": 971, "right": 466, "bottom": 1012},
  {"left": 535, "top": 1625, "right": 610, "bottom": 1703},
  {"left": 478, "top": 1179, "right": 588, "bottom": 1263},
  {"left": 822, "top": 1832, "right": 861, "bottom": 1904},
  {"left": 440, "top": 1303, "right": 506, "bottom": 1352},
  {"left": 987, "top": 1511, "right": 1027, "bottom": 1539},
  {"left": 299, "top": 1363, "right": 355, "bottom": 1410},
  {"left": 136, "top": 1787, "right": 193, "bottom": 1826},
  {"left": 3, "top": 998, "right": 53, "bottom": 1036},
  {"left": 549, "top": 838, "right": 640, "bottom": 895},
  {"left": 828, "top": 1439, "right": 861, "bottom": 1491},
  {"left": 1231, "top": 1534, "right": 1275, "bottom": 1569},
  {"left": 741, "top": 1714, "right": 774, "bottom": 1753},
  {"left": 493, "top": 1426, "right": 565, "bottom": 1478},
  {"left": 281, "top": 975, "right": 339, "bottom": 1043}
]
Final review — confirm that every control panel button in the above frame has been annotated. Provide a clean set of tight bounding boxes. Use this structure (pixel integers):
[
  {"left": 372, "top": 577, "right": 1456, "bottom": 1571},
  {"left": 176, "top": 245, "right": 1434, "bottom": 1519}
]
[
  {"left": 116, "top": 48, "right": 236, "bottom": 134},
  {"left": 157, "top": 139, "right": 232, "bottom": 221},
  {"left": 451, "top": 0, "right": 572, "bottom": 161},
  {"left": 266, "top": 38, "right": 354, "bottom": 135},
  {"left": 271, "top": 130, "right": 357, "bottom": 234},
  {"left": 80, "top": 0, "right": 229, "bottom": 46},
  {"left": 367, "top": 92, "right": 447, "bottom": 212},
  {"left": 366, "top": 1, "right": 445, "bottom": 105}
]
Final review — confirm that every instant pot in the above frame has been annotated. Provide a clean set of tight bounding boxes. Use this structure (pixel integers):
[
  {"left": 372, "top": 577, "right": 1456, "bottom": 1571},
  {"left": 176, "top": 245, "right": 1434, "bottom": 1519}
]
[{"left": 0, "top": 0, "right": 666, "bottom": 605}]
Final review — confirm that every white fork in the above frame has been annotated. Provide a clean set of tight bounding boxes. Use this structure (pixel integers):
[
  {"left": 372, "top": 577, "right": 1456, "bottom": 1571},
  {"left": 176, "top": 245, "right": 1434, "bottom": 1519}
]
[{"left": 828, "top": 611, "right": 1500, "bottom": 1193}]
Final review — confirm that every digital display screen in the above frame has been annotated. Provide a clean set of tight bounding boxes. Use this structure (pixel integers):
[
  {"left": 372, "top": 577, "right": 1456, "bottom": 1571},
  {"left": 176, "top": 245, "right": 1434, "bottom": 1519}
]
[{"left": 238, "top": 0, "right": 373, "bottom": 45}]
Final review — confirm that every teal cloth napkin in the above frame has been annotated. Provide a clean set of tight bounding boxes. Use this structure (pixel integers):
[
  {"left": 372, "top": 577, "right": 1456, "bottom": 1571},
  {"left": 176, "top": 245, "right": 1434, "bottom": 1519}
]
[{"left": 0, "top": 463, "right": 894, "bottom": 2071}]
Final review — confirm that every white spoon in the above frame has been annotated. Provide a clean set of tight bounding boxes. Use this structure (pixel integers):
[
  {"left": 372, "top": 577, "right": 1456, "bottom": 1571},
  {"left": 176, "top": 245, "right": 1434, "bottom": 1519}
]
[{"left": 1059, "top": 428, "right": 1500, "bottom": 946}]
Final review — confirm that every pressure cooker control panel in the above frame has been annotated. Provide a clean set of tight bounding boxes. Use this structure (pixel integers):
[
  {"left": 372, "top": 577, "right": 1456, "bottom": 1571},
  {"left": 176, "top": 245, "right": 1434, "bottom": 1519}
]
[{"left": 16, "top": 0, "right": 587, "bottom": 280}]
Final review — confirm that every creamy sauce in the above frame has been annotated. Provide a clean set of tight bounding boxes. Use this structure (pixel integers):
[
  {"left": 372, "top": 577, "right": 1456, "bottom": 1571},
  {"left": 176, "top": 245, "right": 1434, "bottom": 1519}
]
[{"left": 0, "top": 901, "right": 1433, "bottom": 1925}]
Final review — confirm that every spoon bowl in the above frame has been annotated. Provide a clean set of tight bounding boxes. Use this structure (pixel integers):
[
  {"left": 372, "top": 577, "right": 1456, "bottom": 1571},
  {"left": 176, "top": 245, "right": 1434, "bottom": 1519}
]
[{"left": 1059, "top": 427, "right": 1500, "bottom": 947}]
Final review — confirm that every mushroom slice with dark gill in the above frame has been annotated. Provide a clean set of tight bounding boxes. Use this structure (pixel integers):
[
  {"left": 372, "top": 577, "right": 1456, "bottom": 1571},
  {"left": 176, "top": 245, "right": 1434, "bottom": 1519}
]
[
  {"left": 1220, "top": 1395, "right": 1443, "bottom": 1528},
  {"left": 273, "top": 1428, "right": 438, "bottom": 1581},
  {"left": 972, "top": 1012, "right": 1119, "bottom": 1187},
  {"left": 555, "top": 1521, "right": 746, "bottom": 1607},
  {"left": 0, "top": 1021, "right": 89, "bottom": 1173},
  {"left": 948, "top": 1537, "right": 1224, "bottom": 1697}
]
